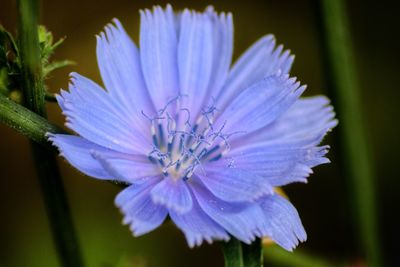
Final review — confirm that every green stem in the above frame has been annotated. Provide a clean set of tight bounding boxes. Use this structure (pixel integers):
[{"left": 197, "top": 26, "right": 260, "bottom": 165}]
[
  {"left": 264, "top": 245, "right": 345, "bottom": 267},
  {"left": 243, "top": 239, "right": 263, "bottom": 267},
  {"left": 221, "top": 239, "right": 244, "bottom": 267},
  {"left": 320, "top": 0, "right": 382, "bottom": 266},
  {"left": 17, "top": 0, "right": 45, "bottom": 116},
  {"left": 16, "top": 0, "right": 85, "bottom": 266},
  {"left": 0, "top": 93, "right": 65, "bottom": 148},
  {"left": 221, "top": 238, "right": 263, "bottom": 267}
]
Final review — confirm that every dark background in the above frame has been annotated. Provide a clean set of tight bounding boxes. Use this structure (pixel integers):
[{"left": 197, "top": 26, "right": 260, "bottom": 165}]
[{"left": 0, "top": 0, "right": 398, "bottom": 266}]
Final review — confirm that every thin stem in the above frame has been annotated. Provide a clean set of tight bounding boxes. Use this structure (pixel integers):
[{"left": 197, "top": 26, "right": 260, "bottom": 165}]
[
  {"left": 243, "top": 238, "right": 263, "bottom": 267},
  {"left": 221, "top": 239, "right": 244, "bottom": 267},
  {"left": 16, "top": 0, "right": 85, "bottom": 266},
  {"left": 221, "top": 238, "right": 263, "bottom": 267},
  {"left": 0, "top": 93, "right": 65, "bottom": 148},
  {"left": 17, "top": 0, "right": 45, "bottom": 116},
  {"left": 264, "top": 245, "right": 345, "bottom": 267},
  {"left": 319, "top": 0, "right": 382, "bottom": 266}
]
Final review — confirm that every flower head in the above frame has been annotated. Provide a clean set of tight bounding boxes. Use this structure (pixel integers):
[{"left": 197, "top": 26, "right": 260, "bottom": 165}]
[{"left": 49, "top": 5, "right": 337, "bottom": 251}]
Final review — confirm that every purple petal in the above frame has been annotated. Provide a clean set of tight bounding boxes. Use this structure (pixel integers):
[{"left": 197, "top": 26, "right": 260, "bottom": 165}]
[
  {"left": 140, "top": 5, "right": 179, "bottom": 110},
  {"left": 227, "top": 138, "right": 331, "bottom": 186},
  {"left": 240, "top": 96, "right": 337, "bottom": 145},
  {"left": 96, "top": 19, "right": 155, "bottom": 124},
  {"left": 178, "top": 8, "right": 233, "bottom": 121},
  {"left": 60, "top": 73, "right": 122, "bottom": 117},
  {"left": 224, "top": 96, "right": 337, "bottom": 186},
  {"left": 48, "top": 134, "right": 111, "bottom": 179},
  {"left": 178, "top": 9, "right": 213, "bottom": 121},
  {"left": 58, "top": 74, "right": 151, "bottom": 154},
  {"left": 204, "top": 7, "right": 233, "bottom": 102},
  {"left": 91, "top": 151, "right": 160, "bottom": 184},
  {"left": 151, "top": 178, "right": 193, "bottom": 213},
  {"left": 195, "top": 162, "right": 273, "bottom": 202},
  {"left": 217, "top": 35, "right": 293, "bottom": 109},
  {"left": 169, "top": 195, "right": 229, "bottom": 247},
  {"left": 115, "top": 176, "right": 168, "bottom": 236},
  {"left": 258, "top": 194, "right": 307, "bottom": 251},
  {"left": 191, "top": 181, "right": 267, "bottom": 244},
  {"left": 216, "top": 74, "right": 305, "bottom": 135}
]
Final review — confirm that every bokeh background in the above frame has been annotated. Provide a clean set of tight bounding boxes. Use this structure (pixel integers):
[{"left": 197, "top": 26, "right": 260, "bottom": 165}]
[{"left": 0, "top": 0, "right": 398, "bottom": 266}]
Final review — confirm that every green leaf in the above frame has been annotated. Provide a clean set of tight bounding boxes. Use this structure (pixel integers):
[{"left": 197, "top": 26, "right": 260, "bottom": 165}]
[
  {"left": 38, "top": 25, "right": 68, "bottom": 66},
  {"left": 0, "top": 68, "right": 9, "bottom": 95},
  {"left": 221, "top": 238, "right": 263, "bottom": 267},
  {"left": 0, "top": 25, "right": 21, "bottom": 93},
  {"left": 38, "top": 25, "right": 53, "bottom": 44},
  {"left": 1, "top": 24, "right": 74, "bottom": 99},
  {"left": 38, "top": 25, "right": 54, "bottom": 61},
  {"left": 0, "top": 25, "right": 19, "bottom": 59},
  {"left": 43, "top": 59, "right": 75, "bottom": 77},
  {"left": 50, "top": 36, "right": 66, "bottom": 51}
]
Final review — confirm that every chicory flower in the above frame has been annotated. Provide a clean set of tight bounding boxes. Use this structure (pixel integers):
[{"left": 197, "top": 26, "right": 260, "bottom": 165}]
[{"left": 49, "top": 5, "right": 337, "bottom": 251}]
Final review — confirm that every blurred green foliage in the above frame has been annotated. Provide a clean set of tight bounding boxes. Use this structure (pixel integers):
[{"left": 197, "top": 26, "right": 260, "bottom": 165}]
[{"left": 0, "top": 24, "right": 74, "bottom": 102}]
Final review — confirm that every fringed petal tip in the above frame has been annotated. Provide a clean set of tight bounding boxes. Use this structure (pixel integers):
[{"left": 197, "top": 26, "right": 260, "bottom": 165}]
[
  {"left": 259, "top": 194, "right": 307, "bottom": 251},
  {"left": 45, "top": 132, "right": 55, "bottom": 139},
  {"left": 120, "top": 215, "right": 162, "bottom": 237},
  {"left": 187, "top": 234, "right": 230, "bottom": 248},
  {"left": 115, "top": 181, "right": 168, "bottom": 236},
  {"left": 217, "top": 32, "right": 295, "bottom": 109}
]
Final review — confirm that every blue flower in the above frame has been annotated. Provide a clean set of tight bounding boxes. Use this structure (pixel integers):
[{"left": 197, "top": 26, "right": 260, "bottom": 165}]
[{"left": 48, "top": 5, "right": 337, "bottom": 251}]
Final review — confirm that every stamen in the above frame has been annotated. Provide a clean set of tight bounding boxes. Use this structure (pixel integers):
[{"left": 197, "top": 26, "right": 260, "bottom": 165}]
[
  {"left": 157, "top": 123, "right": 165, "bottom": 148},
  {"left": 180, "top": 108, "right": 191, "bottom": 127},
  {"left": 175, "top": 160, "right": 181, "bottom": 171},
  {"left": 151, "top": 124, "right": 159, "bottom": 148},
  {"left": 166, "top": 113, "right": 176, "bottom": 154},
  {"left": 178, "top": 135, "right": 185, "bottom": 155},
  {"left": 209, "top": 153, "right": 222, "bottom": 162},
  {"left": 167, "top": 138, "right": 174, "bottom": 154},
  {"left": 148, "top": 155, "right": 158, "bottom": 165},
  {"left": 186, "top": 123, "right": 198, "bottom": 145},
  {"left": 158, "top": 158, "right": 165, "bottom": 167},
  {"left": 197, "top": 148, "right": 208, "bottom": 160},
  {"left": 158, "top": 95, "right": 181, "bottom": 115},
  {"left": 200, "top": 145, "right": 220, "bottom": 160},
  {"left": 183, "top": 166, "right": 195, "bottom": 181},
  {"left": 144, "top": 95, "right": 241, "bottom": 181}
]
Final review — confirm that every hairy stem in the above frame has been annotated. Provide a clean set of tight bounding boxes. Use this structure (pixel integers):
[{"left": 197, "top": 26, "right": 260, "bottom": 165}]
[
  {"left": 0, "top": 93, "right": 65, "bottom": 148},
  {"left": 16, "top": 0, "right": 85, "bottom": 266},
  {"left": 221, "top": 238, "right": 263, "bottom": 267},
  {"left": 221, "top": 239, "right": 244, "bottom": 267}
]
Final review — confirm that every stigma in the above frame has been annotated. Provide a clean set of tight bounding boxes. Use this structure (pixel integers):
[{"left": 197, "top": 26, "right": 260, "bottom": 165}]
[{"left": 143, "top": 96, "right": 233, "bottom": 181}]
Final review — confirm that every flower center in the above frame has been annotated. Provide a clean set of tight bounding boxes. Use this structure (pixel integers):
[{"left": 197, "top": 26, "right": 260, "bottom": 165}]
[{"left": 143, "top": 96, "right": 233, "bottom": 181}]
